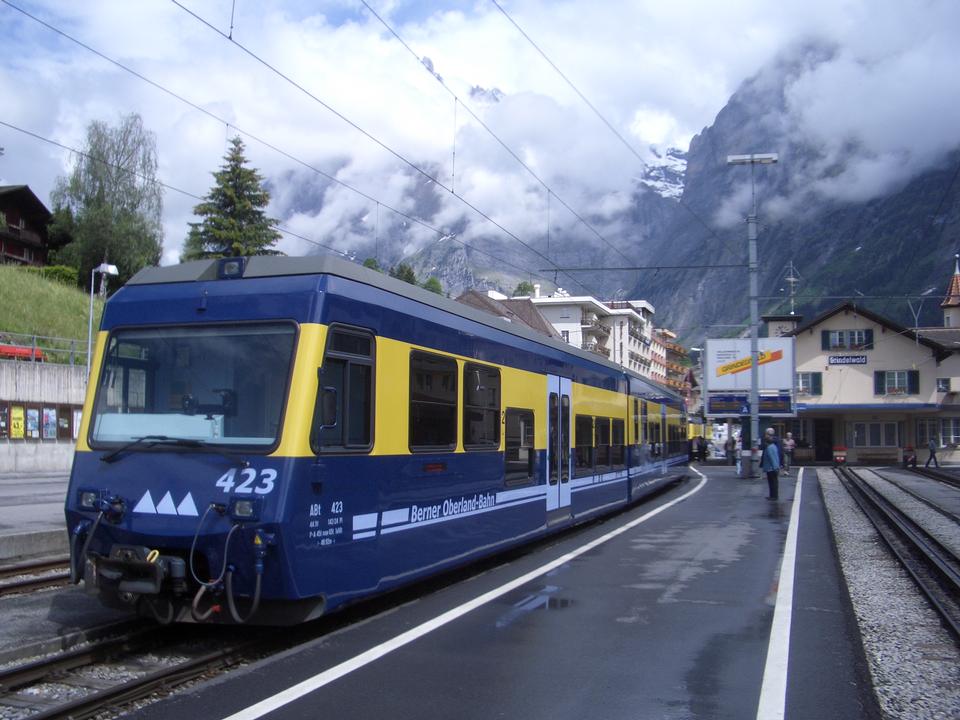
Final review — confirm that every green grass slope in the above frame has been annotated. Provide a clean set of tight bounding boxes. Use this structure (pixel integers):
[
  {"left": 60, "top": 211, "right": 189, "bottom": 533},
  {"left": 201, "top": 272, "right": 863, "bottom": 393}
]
[{"left": 0, "top": 265, "right": 106, "bottom": 359}]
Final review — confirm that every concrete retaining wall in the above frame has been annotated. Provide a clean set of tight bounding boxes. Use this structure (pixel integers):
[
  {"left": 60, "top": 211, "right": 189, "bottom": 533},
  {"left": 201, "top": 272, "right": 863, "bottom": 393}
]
[
  {"left": 1, "top": 361, "right": 86, "bottom": 473},
  {"left": 0, "top": 360, "right": 87, "bottom": 404}
]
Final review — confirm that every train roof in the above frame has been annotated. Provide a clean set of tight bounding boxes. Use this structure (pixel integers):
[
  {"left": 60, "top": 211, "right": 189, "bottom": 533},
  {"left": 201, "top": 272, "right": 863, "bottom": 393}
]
[{"left": 127, "top": 255, "right": 682, "bottom": 404}]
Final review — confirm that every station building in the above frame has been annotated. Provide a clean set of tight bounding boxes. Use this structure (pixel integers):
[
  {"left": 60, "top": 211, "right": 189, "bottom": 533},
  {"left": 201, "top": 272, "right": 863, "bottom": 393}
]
[{"left": 774, "top": 260, "right": 960, "bottom": 464}]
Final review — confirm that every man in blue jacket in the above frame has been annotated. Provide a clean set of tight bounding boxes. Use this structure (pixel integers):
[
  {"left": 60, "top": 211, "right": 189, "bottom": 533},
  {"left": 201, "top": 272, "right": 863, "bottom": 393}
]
[{"left": 761, "top": 427, "right": 781, "bottom": 500}]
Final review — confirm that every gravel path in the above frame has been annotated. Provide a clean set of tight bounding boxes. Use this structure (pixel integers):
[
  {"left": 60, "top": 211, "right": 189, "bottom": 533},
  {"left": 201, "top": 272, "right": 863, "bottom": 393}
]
[{"left": 818, "top": 468, "right": 960, "bottom": 720}]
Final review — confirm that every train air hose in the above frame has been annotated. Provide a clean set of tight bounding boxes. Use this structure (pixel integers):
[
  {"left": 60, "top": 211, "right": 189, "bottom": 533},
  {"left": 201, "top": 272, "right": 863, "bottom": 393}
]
[
  {"left": 70, "top": 510, "right": 104, "bottom": 584},
  {"left": 189, "top": 505, "right": 240, "bottom": 622}
]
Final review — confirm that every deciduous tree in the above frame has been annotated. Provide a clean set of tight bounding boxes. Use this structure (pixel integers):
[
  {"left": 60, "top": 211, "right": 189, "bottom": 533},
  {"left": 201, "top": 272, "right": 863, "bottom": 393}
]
[{"left": 50, "top": 113, "right": 163, "bottom": 289}]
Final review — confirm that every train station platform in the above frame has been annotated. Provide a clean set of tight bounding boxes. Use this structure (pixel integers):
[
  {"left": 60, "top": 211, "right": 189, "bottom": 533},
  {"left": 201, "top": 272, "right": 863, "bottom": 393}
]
[
  {"left": 0, "top": 471, "right": 69, "bottom": 560},
  {"left": 123, "top": 465, "right": 881, "bottom": 720}
]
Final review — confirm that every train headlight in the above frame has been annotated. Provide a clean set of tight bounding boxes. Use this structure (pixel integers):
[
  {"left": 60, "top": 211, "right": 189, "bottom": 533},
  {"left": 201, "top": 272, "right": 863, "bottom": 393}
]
[
  {"left": 229, "top": 498, "right": 261, "bottom": 521},
  {"left": 79, "top": 490, "right": 99, "bottom": 509}
]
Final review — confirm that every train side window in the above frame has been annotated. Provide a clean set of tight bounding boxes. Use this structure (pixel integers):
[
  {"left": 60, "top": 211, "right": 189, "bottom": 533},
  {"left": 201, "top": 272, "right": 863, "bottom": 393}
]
[
  {"left": 504, "top": 408, "right": 535, "bottom": 486},
  {"left": 464, "top": 363, "right": 500, "bottom": 450},
  {"left": 612, "top": 418, "right": 625, "bottom": 469},
  {"left": 410, "top": 351, "right": 458, "bottom": 451},
  {"left": 595, "top": 417, "right": 611, "bottom": 471},
  {"left": 311, "top": 327, "right": 375, "bottom": 453},
  {"left": 574, "top": 415, "right": 593, "bottom": 477}
]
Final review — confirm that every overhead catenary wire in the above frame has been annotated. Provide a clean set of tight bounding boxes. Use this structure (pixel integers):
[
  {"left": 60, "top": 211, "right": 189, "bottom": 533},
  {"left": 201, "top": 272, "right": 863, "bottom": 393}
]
[
  {"left": 0, "top": 119, "right": 351, "bottom": 258},
  {"left": 0, "top": 1, "right": 585, "bottom": 292},
  {"left": 167, "top": 0, "right": 598, "bottom": 297},
  {"left": 358, "top": 0, "right": 638, "bottom": 269},
  {"left": 488, "top": 0, "right": 746, "bottom": 261}
]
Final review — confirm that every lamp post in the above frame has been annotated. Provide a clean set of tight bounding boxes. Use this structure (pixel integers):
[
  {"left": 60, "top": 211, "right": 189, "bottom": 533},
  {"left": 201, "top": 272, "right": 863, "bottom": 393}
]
[
  {"left": 87, "top": 263, "right": 119, "bottom": 378},
  {"left": 726, "top": 153, "right": 778, "bottom": 478}
]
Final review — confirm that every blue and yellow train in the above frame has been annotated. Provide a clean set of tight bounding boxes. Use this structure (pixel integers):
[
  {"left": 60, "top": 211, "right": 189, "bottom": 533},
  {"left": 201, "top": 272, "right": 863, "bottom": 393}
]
[{"left": 65, "top": 256, "right": 688, "bottom": 624}]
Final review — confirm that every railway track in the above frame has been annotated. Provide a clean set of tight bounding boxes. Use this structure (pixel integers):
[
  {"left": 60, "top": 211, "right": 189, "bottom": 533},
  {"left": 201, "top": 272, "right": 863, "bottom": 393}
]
[
  {"left": 835, "top": 465, "right": 960, "bottom": 641},
  {"left": 0, "top": 557, "right": 71, "bottom": 597},
  {"left": 0, "top": 624, "right": 271, "bottom": 720}
]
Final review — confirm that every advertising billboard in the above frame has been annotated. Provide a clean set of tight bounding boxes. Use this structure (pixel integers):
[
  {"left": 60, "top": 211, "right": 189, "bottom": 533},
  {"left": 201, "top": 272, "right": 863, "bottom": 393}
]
[{"left": 703, "top": 338, "right": 796, "bottom": 417}]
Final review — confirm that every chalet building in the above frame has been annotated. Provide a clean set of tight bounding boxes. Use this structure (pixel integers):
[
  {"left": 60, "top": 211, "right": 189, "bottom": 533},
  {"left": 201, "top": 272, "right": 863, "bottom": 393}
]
[
  {"left": 0, "top": 186, "right": 53, "bottom": 266},
  {"left": 779, "top": 259, "right": 960, "bottom": 464}
]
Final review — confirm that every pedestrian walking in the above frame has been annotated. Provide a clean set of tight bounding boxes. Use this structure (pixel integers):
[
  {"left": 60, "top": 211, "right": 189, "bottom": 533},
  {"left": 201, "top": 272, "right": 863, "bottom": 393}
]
[
  {"left": 761, "top": 428, "right": 781, "bottom": 500},
  {"left": 724, "top": 435, "right": 737, "bottom": 465},
  {"left": 781, "top": 432, "right": 795, "bottom": 475},
  {"left": 926, "top": 438, "right": 940, "bottom": 468},
  {"left": 698, "top": 435, "right": 708, "bottom": 462}
]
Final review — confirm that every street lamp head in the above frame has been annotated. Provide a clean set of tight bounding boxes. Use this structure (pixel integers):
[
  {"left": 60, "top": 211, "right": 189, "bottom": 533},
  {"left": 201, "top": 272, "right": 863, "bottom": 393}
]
[
  {"left": 95, "top": 263, "right": 119, "bottom": 276},
  {"left": 726, "top": 153, "right": 779, "bottom": 165}
]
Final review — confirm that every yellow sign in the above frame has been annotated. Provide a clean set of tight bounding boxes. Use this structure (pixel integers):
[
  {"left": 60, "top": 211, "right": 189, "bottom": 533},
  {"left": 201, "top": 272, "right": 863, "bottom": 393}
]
[
  {"left": 10, "top": 406, "right": 24, "bottom": 440},
  {"left": 716, "top": 349, "right": 784, "bottom": 377}
]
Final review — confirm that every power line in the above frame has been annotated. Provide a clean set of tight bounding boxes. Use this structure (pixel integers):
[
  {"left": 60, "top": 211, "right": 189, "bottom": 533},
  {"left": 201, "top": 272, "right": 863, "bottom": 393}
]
[
  {"left": 540, "top": 264, "right": 747, "bottom": 271},
  {"left": 358, "top": 0, "right": 637, "bottom": 268},
  {"left": 167, "top": 0, "right": 597, "bottom": 297},
  {"left": 0, "top": 1, "right": 583, "bottom": 293},
  {"left": 0, "top": 119, "right": 351, "bottom": 257},
  {"left": 488, "top": 0, "right": 742, "bottom": 259}
]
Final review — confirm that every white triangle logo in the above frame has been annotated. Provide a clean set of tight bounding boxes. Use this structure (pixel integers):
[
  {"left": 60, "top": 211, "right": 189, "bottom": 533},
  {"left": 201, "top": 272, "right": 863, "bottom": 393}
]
[
  {"left": 177, "top": 493, "right": 199, "bottom": 517},
  {"left": 133, "top": 490, "right": 156, "bottom": 514},
  {"left": 156, "top": 492, "right": 178, "bottom": 515}
]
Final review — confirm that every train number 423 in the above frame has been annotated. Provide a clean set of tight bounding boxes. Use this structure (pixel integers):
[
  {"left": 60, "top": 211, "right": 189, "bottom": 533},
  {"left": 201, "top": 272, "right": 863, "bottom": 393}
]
[{"left": 215, "top": 468, "right": 277, "bottom": 495}]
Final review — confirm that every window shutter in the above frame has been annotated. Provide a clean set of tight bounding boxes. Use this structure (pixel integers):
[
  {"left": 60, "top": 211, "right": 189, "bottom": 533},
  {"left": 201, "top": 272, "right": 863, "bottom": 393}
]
[
  {"left": 864, "top": 329, "right": 874, "bottom": 350},
  {"left": 908, "top": 370, "right": 920, "bottom": 395},
  {"left": 812, "top": 372, "right": 822, "bottom": 396},
  {"left": 821, "top": 330, "right": 830, "bottom": 351},
  {"left": 874, "top": 371, "right": 885, "bottom": 395}
]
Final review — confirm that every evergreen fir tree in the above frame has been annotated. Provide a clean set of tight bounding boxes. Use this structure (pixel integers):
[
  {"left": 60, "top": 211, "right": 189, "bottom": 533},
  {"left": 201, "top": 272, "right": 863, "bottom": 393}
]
[{"left": 181, "top": 136, "right": 282, "bottom": 260}]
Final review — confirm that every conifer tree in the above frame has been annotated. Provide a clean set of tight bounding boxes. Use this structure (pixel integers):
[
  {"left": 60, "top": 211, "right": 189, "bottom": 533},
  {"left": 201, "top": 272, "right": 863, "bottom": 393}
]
[{"left": 181, "top": 136, "right": 281, "bottom": 260}]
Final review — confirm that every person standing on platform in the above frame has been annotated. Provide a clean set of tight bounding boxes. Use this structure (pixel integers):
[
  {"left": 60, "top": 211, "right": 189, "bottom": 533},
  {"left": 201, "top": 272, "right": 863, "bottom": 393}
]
[
  {"left": 781, "top": 432, "right": 795, "bottom": 475},
  {"left": 724, "top": 435, "right": 737, "bottom": 465},
  {"left": 761, "top": 428, "right": 781, "bottom": 500},
  {"left": 926, "top": 437, "right": 940, "bottom": 468}
]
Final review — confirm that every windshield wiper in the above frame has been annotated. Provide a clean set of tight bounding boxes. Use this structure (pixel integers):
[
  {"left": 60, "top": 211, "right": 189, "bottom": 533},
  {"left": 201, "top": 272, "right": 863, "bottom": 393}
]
[
  {"left": 100, "top": 435, "right": 249, "bottom": 467},
  {"left": 100, "top": 435, "right": 204, "bottom": 463}
]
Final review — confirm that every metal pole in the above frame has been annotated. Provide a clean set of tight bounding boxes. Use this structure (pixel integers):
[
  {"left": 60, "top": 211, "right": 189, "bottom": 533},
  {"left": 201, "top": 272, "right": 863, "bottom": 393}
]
[
  {"left": 86, "top": 268, "right": 96, "bottom": 378},
  {"left": 748, "top": 175, "right": 760, "bottom": 478}
]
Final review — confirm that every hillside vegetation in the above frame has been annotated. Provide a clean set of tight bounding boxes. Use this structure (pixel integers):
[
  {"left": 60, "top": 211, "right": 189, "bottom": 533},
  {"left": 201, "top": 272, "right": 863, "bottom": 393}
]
[{"left": 0, "top": 265, "right": 106, "bottom": 356}]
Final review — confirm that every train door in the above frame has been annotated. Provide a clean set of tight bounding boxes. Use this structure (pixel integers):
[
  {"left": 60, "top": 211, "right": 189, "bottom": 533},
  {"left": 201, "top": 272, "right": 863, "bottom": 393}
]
[{"left": 546, "top": 375, "right": 572, "bottom": 519}]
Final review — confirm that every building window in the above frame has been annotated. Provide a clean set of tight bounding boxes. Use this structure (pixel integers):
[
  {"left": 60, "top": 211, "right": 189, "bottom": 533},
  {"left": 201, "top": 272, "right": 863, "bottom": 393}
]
[
  {"left": 849, "top": 421, "right": 898, "bottom": 447},
  {"left": 917, "top": 418, "right": 938, "bottom": 447},
  {"left": 504, "top": 408, "right": 535, "bottom": 486},
  {"left": 823, "top": 329, "right": 874, "bottom": 351},
  {"left": 463, "top": 362, "right": 500, "bottom": 450},
  {"left": 797, "top": 372, "right": 822, "bottom": 395},
  {"left": 874, "top": 370, "right": 919, "bottom": 396},
  {"left": 941, "top": 418, "right": 960, "bottom": 445},
  {"left": 561, "top": 330, "right": 569, "bottom": 343},
  {"left": 937, "top": 378, "right": 951, "bottom": 393},
  {"left": 312, "top": 327, "right": 375, "bottom": 452},
  {"left": 409, "top": 351, "right": 457, "bottom": 451}
]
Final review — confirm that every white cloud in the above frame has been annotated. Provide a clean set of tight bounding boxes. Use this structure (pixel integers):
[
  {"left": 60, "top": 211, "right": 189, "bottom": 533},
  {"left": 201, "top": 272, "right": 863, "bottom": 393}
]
[{"left": 1, "top": 0, "right": 958, "bottom": 266}]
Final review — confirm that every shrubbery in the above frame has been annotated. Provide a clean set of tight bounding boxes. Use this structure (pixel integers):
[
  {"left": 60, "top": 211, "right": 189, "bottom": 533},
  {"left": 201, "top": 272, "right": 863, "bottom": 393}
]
[{"left": 19, "top": 265, "right": 79, "bottom": 286}]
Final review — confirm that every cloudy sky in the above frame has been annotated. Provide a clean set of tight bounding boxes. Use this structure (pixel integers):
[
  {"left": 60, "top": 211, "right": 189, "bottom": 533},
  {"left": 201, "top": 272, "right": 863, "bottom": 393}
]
[{"left": 2, "top": 0, "right": 959, "bottom": 267}]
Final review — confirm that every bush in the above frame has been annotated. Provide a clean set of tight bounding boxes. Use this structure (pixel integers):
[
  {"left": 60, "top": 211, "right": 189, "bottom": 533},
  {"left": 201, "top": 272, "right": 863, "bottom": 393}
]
[{"left": 20, "top": 265, "right": 79, "bottom": 286}]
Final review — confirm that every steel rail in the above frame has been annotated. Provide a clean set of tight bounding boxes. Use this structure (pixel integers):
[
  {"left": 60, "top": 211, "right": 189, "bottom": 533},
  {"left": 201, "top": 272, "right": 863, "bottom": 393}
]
[
  {"left": 872, "top": 469, "right": 960, "bottom": 525},
  {"left": 835, "top": 466, "right": 960, "bottom": 640}
]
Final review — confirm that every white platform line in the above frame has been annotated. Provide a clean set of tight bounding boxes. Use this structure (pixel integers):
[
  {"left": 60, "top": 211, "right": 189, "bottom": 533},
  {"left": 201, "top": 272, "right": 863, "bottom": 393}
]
[
  {"left": 756, "top": 467, "right": 804, "bottom": 720},
  {"left": 220, "top": 470, "right": 709, "bottom": 720}
]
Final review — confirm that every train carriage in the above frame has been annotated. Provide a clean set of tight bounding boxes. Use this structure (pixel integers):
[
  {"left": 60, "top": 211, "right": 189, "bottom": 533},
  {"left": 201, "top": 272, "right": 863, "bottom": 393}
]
[{"left": 65, "top": 255, "right": 687, "bottom": 624}]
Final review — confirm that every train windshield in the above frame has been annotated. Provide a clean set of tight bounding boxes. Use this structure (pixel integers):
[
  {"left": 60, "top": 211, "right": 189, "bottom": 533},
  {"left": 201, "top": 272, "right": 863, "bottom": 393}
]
[{"left": 90, "top": 323, "right": 296, "bottom": 449}]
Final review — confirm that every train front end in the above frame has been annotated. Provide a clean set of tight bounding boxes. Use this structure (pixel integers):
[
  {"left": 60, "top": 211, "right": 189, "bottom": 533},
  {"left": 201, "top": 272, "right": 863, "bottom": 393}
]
[{"left": 65, "top": 258, "right": 320, "bottom": 624}]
